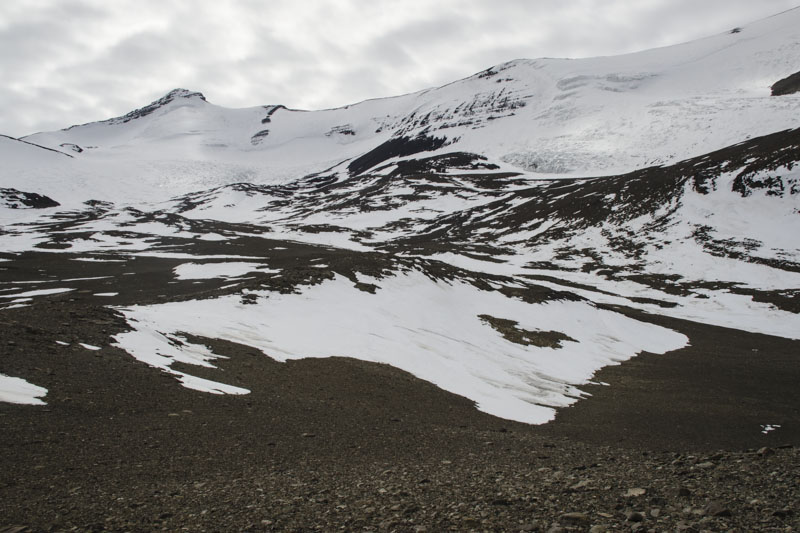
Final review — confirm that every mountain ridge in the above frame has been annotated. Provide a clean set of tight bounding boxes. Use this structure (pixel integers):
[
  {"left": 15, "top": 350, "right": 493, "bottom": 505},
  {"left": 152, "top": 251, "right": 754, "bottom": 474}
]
[{"left": 9, "top": 6, "right": 800, "bottom": 200}]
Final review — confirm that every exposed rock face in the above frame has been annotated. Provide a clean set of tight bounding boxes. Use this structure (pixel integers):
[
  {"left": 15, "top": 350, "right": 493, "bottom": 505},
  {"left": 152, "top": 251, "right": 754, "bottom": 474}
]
[
  {"left": 0, "top": 188, "right": 59, "bottom": 208},
  {"left": 104, "top": 88, "right": 207, "bottom": 125},
  {"left": 347, "top": 134, "right": 448, "bottom": 175},
  {"left": 771, "top": 71, "right": 800, "bottom": 96},
  {"left": 59, "top": 143, "right": 83, "bottom": 153}
]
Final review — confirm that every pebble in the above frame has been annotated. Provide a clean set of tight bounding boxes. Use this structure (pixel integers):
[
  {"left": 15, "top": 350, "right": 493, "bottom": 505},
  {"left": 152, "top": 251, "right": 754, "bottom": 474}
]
[
  {"left": 570, "top": 479, "right": 591, "bottom": 490},
  {"left": 560, "top": 512, "right": 590, "bottom": 523},
  {"left": 705, "top": 501, "right": 731, "bottom": 517},
  {"left": 624, "top": 487, "right": 646, "bottom": 497}
]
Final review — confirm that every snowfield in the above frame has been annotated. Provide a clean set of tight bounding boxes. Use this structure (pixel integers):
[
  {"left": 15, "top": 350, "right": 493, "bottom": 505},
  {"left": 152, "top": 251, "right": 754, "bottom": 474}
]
[{"left": 113, "top": 270, "right": 688, "bottom": 424}]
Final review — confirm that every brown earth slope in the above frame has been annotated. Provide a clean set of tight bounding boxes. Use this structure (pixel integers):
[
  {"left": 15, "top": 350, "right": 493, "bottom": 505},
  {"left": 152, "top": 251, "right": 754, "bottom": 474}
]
[{"left": 1, "top": 251, "right": 798, "bottom": 532}]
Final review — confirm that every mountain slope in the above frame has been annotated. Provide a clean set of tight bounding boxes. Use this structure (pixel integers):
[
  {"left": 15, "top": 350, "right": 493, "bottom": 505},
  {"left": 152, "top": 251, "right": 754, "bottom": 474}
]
[{"left": 1, "top": 9, "right": 799, "bottom": 426}]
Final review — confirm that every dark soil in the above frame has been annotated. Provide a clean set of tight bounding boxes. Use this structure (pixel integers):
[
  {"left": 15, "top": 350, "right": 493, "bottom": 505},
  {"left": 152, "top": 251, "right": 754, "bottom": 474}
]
[
  {"left": 478, "top": 315, "right": 576, "bottom": 349},
  {"left": 1, "top": 251, "right": 798, "bottom": 532}
]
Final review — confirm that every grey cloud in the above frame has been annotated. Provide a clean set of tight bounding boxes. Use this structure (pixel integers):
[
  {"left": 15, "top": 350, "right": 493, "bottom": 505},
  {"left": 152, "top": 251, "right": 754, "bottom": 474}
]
[
  {"left": 1, "top": 0, "right": 798, "bottom": 136},
  {"left": 362, "top": 15, "right": 475, "bottom": 69},
  {"left": 0, "top": 85, "right": 109, "bottom": 136},
  {"left": 0, "top": 21, "right": 85, "bottom": 79}
]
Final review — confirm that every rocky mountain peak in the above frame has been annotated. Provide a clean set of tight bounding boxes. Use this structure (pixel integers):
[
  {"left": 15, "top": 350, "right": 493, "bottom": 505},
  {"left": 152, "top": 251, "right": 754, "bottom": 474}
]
[
  {"left": 161, "top": 88, "right": 207, "bottom": 102},
  {"left": 104, "top": 88, "right": 207, "bottom": 126}
]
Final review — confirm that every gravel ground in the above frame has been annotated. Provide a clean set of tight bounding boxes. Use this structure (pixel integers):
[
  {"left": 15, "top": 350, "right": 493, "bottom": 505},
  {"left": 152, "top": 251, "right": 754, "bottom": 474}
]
[{"left": 1, "top": 251, "right": 798, "bottom": 532}]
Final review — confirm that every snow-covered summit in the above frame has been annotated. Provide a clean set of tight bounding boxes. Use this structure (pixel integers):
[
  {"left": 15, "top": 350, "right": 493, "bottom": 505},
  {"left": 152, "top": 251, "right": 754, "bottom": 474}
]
[{"left": 103, "top": 88, "right": 208, "bottom": 126}]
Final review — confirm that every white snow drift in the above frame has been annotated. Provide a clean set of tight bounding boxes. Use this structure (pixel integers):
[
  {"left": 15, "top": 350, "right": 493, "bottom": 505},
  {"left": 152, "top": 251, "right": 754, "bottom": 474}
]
[
  {"left": 113, "top": 271, "right": 687, "bottom": 424},
  {"left": 0, "top": 374, "right": 47, "bottom": 405}
]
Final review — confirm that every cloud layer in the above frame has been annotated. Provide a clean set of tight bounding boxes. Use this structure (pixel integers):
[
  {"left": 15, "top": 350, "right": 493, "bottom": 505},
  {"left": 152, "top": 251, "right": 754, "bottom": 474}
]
[{"left": 1, "top": 0, "right": 797, "bottom": 137}]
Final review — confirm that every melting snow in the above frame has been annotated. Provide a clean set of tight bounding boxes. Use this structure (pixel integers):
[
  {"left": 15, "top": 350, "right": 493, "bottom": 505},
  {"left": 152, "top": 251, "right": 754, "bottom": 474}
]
[
  {"left": 131, "top": 252, "right": 264, "bottom": 260},
  {"left": 0, "top": 374, "right": 47, "bottom": 405},
  {"left": 72, "top": 257, "right": 126, "bottom": 263},
  {"left": 79, "top": 343, "right": 101, "bottom": 351},
  {"left": 173, "top": 262, "right": 276, "bottom": 280},
  {"left": 0, "top": 288, "right": 74, "bottom": 299},
  {"left": 113, "top": 271, "right": 687, "bottom": 424}
]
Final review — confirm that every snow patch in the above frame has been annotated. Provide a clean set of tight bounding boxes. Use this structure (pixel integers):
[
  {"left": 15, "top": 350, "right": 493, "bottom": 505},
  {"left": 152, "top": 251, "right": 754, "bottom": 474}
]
[
  {"left": 173, "top": 262, "right": 276, "bottom": 280},
  {"left": 0, "top": 374, "right": 47, "bottom": 405},
  {"left": 0, "top": 288, "right": 74, "bottom": 299},
  {"left": 79, "top": 343, "right": 101, "bottom": 351}
]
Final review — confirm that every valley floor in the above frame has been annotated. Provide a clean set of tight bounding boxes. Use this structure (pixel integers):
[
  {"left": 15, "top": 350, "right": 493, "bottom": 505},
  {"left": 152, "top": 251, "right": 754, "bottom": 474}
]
[{"left": 0, "top": 252, "right": 798, "bottom": 532}]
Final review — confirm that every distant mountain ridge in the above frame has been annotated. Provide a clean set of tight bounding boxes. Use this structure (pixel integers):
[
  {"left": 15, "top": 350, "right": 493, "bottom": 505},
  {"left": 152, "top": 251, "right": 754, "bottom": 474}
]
[{"left": 4, "top": 6, "right": 798, "bottom": 207}]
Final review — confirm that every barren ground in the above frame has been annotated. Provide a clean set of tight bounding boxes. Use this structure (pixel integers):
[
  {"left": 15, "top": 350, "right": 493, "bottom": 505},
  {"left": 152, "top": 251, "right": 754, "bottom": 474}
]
[{"left": 1, "top": 250, "right": 798, "bottom": 532}]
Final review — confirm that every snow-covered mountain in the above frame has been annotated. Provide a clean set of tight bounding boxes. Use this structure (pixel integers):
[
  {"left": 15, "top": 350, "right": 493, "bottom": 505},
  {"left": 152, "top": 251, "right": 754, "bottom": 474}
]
[
  {"left": 1, "top": 9, "right": 799, "bottom": 424},
  {"left": 7, "top": 6, "right": 800, "bottom": 205}
]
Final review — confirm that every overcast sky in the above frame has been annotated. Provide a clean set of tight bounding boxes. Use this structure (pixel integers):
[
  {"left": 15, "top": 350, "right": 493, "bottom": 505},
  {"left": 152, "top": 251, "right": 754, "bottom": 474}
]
[{"left": 1, "top": 0, "right": 797, "bottom": 137}]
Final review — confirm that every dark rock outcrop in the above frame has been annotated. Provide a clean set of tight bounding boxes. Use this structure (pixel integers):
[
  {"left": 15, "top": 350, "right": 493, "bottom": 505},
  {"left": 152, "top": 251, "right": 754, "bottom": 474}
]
[
  {"left": 0, "top": 188, "right": 59, "bottom": 208},
  {"left": 771, "top": 71, "right": 800, "bottom": 96},
  {"left": 103, "top": 89, "right": 207, "bottom": 126},
  {"left": 347, "top": 134, "right": 447, "bottom": 175}
]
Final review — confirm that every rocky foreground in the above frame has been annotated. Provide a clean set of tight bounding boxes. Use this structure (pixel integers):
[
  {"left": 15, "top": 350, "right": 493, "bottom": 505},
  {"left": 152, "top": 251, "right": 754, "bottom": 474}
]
[
  {"left": 4, "top": 425, "right": 797, "bottom": 533},
  {"left": 0, "top": 250, "right": 798, "bottom": 532}
]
